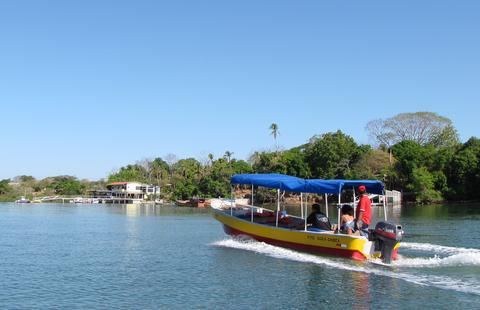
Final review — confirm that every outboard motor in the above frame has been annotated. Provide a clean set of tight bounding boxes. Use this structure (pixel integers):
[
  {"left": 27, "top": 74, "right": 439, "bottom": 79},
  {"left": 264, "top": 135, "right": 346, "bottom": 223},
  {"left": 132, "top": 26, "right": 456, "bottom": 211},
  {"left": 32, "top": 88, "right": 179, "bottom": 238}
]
[{"left": 369, "top": 221, "right": 404, "bottom": 264}]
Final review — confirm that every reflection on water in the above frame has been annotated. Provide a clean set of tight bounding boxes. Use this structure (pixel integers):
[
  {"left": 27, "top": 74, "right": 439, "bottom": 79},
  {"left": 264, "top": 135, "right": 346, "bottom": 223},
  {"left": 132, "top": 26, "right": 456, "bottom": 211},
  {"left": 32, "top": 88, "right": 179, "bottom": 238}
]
[{"left": 352, "top": 272, "right": 371, "bottom": 309}]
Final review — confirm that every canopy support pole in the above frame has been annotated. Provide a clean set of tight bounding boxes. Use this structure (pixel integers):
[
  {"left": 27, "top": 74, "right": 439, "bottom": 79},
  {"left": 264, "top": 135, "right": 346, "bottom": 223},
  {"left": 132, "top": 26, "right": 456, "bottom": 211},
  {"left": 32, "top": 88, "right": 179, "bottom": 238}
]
[
  {"left": 251, "top": 184, "right": 254, "bottom": 206},
  {"left": 300, "top": 193, "right": 304, "bottom": 219},
  {"left": 352, "top": 187, "right": 356, "bottom": 218},
  {"left": 337, "top": 193, "right": 341, "bottom": 233},
  {"left": 276, "top": 189, "right": 280, "bottom": 227},
  {"left": 251, "top": 184, "right": 254, "bottom": 223},
  {"left": 230, "top": 186, "right": 234, "bottom": 216},
  {"left": 383, "top": 190, "right": 388, "bottom": 221},
  {"left": 324, "top": 194, "right": 328, "bottom": 218},
  {"left": 304, "top": 194, "right": 308, "bottom": 231}
]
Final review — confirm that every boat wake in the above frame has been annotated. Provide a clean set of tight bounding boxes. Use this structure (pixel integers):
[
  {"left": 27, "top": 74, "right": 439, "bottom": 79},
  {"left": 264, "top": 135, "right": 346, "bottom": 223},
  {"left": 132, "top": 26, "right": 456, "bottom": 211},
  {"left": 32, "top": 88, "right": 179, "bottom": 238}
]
[
  {"left": 401, "top": 242, "right": 480, "bottom": 255},
  {"left": 391, "top": 252, "right": 480, "bottom": 268},
  {"left": 212, "top": 238, "right": 480, "bottom": 296},
  {"left": 392, "top": 242, "right": 480, "bottom": 268}
]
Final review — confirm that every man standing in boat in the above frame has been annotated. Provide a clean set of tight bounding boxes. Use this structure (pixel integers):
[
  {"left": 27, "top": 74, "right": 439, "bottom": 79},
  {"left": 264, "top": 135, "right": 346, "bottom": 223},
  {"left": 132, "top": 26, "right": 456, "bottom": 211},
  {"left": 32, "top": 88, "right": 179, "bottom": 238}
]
[{"left": 355, "top": 185, "right": 371, "bottom": 234}]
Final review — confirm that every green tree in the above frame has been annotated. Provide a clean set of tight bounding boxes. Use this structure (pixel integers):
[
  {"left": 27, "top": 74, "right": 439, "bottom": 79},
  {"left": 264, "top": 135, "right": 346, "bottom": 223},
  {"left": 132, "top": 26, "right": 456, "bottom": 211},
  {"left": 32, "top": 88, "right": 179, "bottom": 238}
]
[
  {"left": 199, "top": 157, "right": 253, "bottom": 198},
  {"left": 149, "top": 158, "right": 170, "bottom": 186},
  {"left": 410, "top": 167, "right": 443, "bottom": 204},
  {"left": 305, "top": 130, "right": 366, "bottom": 179},
  {"left": 171, "top": 158, "right": 202, "bottom": 199},
  {"left": 199, "top": 158, "right": 231, "bottom": 197},
  {"left": 231, "top": 159, "right": 253, "bottom": 175},
  {"left": 350, "top": 149, "right": 393, "bottom": 180},
  {"left": 429, "top": 124, "right": 460, "bottom": 148},
  {"left": 278, "top": 149, "right": 310, "bottom": 178},
  {"left": 252, "top": 149, "right": 310, "bottom": 178},
  {"left": 251, "top": 151, "right": 278, "bottom": 174},
  {"left": 174, "top": 182, "right": 199, "bottom": 200},
  {"left": 391, "top": 140, "right": 434, "bottom": 188},
  {"left": 445, "top": 137, "right": 480, "bottom": 200},
  {"left": 108, "top": 164, "right": 148, "bottom": 183},
  {"left": 390, "top": 139, "right": 455, "bottom": 201},
  {"left": 0, "top": 179, "right": 11, "bottom": 195},
  {"left": 49, "top": 176, "right": 86, "bottom": 195}
]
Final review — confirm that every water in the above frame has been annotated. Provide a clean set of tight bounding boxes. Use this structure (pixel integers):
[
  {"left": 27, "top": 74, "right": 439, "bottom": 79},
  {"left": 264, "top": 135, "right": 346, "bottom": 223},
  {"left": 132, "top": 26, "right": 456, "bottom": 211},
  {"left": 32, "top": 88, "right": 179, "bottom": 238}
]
[{"left": 0, "top": 203, "right": 479, "bottom": 309}]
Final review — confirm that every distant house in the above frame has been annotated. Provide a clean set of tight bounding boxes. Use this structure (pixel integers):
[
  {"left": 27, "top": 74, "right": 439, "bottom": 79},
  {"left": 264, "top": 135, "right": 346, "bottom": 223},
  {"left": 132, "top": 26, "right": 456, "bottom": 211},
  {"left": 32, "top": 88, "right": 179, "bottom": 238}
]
[{"left": 89, "top": 182, "right": 160, "bottom": 204}]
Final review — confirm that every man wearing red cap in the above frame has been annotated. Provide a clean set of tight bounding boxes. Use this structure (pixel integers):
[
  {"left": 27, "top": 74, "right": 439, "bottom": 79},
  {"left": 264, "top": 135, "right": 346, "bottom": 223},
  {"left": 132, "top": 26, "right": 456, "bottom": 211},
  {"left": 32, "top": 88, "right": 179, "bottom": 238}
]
[{"left": 355, "top": 185, "right": 371, "bottom": 233}]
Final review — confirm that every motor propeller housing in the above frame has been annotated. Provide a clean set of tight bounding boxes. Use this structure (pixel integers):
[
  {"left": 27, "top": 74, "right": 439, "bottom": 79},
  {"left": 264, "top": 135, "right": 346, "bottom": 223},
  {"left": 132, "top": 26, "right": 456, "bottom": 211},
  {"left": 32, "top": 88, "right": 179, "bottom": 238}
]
[{"left": 369, "top": 221, "right": 404, "bottom": 264}]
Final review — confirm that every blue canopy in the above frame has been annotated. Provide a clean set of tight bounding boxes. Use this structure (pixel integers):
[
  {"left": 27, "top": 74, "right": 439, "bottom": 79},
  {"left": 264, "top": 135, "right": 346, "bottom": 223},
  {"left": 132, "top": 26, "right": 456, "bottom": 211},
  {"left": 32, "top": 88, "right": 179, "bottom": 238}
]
[
  {"left": 306, "top": 179, "right": 385, "bottom": 195},
  {"left": 231, "top": 174, "right": 306, "bottom": 192},
  {"left": 231, "top": 174, "right": 385, "bottom": 195}
]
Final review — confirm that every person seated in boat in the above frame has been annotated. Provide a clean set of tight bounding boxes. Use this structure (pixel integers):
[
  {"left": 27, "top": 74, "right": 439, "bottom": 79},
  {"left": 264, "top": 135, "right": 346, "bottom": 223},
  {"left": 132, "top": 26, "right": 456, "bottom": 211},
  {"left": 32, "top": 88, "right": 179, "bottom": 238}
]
[
  {"left": 339, "top": 204, "right": 355, "bottom": 235},
  {"left": 278, "top": 210, "right": 290, "bottom": 225},
  {"left": 306, "top": 203, "right": 332, "bottom": 231}
]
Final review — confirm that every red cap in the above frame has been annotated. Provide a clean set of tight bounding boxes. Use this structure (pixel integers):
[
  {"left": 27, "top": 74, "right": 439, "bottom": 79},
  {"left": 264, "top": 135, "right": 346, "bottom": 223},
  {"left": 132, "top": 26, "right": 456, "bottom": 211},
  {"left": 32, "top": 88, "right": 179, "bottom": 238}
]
[{"left": 358, "top": 185, "right": 366, "bottom": 192}]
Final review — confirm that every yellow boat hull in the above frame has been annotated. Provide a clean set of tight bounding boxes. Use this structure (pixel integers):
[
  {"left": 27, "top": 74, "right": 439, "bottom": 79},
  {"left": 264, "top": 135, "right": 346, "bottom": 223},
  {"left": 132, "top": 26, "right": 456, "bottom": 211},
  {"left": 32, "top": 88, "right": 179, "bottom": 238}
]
[{"left": 214, "top": 210, "right": 399, "bottom": 260}]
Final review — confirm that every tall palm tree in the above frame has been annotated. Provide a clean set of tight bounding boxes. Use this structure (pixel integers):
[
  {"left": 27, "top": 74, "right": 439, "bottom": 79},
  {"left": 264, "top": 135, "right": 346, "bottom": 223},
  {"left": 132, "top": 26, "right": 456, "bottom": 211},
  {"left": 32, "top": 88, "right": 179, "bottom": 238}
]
[
  {"left": 208, "top": 153, "right": 214, "bottom": 166},
  {"left": 224, "top": 151, "right": 233, "bottom": 163},
  {"left": 269, "top": 123, "right": 280, "bottom": 151}
]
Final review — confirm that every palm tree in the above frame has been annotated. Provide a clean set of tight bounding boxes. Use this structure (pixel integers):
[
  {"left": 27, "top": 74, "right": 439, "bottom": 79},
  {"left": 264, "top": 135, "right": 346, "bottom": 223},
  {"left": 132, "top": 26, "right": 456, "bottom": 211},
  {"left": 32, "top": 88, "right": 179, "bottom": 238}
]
[
  {"left": 224, "top": 151, "right": 233, "bottom": 163},
  {"left": 269, "top": 123, "right": 280, "bottom": 151},
  {"left": 208, "top": 153, "right": 214, "bottom": 166}
]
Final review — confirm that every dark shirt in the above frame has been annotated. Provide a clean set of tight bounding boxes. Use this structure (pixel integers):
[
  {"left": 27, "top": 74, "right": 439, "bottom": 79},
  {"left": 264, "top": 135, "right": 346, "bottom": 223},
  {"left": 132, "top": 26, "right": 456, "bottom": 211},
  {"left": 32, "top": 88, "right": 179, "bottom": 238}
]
[{"left": 307, "top": 211, "right": 332, "bottom": 231}]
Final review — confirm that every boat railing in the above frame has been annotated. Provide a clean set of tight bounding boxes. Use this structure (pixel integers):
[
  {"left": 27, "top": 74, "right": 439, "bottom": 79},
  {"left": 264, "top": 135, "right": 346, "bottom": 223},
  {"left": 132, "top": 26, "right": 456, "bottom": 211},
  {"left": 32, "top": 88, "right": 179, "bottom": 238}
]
[{"left": 229, "top": 179, "right": 387, "bottom": 232}]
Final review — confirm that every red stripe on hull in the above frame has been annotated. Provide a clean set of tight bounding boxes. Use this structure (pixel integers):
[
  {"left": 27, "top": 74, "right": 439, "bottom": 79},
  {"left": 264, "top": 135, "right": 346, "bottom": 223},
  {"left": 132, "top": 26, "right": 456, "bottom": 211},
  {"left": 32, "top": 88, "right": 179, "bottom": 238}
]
[
  {"left": 223, "top": 224, "right": 367, "bottom": 261},
  {"left": 392, "top": 248, "right": 399, "bottom": 260}
]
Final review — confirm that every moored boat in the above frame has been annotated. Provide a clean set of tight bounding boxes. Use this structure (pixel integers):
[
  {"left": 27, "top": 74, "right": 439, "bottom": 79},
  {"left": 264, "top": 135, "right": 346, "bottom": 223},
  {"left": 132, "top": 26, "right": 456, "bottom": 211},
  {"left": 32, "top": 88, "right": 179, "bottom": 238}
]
[
  {"left": 15, "top": 196, "right": 31, "bottom": 203},
  {"left": 211, "top": 174, "right": 404, "bottom": 263},
  {"left": 208, "top": 198, "right": 250, "bottom": 209},
  {"left": 176, "top": 198, "right": 207, "bottom": 208}
]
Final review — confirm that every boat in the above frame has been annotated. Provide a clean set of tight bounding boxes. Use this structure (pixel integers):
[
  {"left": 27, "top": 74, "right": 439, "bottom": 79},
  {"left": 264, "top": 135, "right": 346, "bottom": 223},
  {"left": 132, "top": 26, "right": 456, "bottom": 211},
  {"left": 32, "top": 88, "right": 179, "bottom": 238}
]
[
  {"left": 211, "top": 174, "right": 404, "bottom": 263},
  {"left": 15, "top": 196, "right": 31, "bottom": 203},
  {"left": 72, "top": 197, "right": 84, "bottom": 203},
  {"left": 176, "top": 198, "right": 207, "bottom": 208},
  {"left": 208, "top": 198, "right": 250, "bottom": 209}
]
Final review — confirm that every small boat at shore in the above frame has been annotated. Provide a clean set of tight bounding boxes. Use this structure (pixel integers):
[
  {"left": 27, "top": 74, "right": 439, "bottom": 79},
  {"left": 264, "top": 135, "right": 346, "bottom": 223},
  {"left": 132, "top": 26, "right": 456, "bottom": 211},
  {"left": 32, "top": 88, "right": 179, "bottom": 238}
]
[
  {"left": 212, "top": 174, "right": 404, "bottom": 263},
  {"left": 209, "top": 198, "right": 250, "bottom": 209},
  {"left": 176, "top": 198, "right": 207, "bottom": 208},
  {"left": 15, "top": 196, "right": 31, "bottom": 203}
]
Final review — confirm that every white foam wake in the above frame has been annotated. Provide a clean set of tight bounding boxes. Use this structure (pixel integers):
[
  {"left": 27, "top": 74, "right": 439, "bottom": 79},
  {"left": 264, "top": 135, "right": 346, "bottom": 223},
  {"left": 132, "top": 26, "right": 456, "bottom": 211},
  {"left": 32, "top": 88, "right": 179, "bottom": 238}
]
[
  {"left": 401, "top": 242, "right": 480, "bottom": 255},
  {"left": 392, "top": 252, "right": 480, "bottom": 268},
  {"left": 396, "top": 242, "right": 480, "bottom": 268},
  {"left": 212, "top": 238, "right": 480, "bottom": 296}
]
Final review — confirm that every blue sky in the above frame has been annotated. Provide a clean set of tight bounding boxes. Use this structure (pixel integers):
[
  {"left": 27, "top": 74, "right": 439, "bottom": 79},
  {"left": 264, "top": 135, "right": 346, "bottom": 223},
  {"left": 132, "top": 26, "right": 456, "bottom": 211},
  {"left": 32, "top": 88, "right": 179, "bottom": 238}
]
[{"left": 0, "top": 0, "right": 479, "bottom": 180}]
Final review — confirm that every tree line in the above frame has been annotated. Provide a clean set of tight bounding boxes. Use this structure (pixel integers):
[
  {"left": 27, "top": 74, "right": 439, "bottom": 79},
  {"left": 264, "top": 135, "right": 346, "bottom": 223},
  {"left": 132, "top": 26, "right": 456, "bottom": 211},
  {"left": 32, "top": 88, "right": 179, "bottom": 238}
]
[
  {"left": 0, "top": 175, "right": 105, "bottom": 202},
  {"left": 1, "top": 112, "right": 479, "bottom": 204}
]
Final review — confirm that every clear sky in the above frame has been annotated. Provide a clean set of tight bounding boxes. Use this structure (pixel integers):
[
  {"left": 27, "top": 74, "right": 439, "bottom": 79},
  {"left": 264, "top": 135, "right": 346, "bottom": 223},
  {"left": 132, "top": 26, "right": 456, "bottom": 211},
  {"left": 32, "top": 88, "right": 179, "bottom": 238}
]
[{"left": 0, "top": 0, "right": 479, "bottom": 180}]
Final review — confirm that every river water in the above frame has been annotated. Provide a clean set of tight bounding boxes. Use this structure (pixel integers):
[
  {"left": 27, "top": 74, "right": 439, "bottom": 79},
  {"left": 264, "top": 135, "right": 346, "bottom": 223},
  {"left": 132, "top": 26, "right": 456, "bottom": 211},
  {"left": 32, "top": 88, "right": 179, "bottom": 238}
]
[{"left": 0, "top": 203, "right": 479, "bottom": 309}]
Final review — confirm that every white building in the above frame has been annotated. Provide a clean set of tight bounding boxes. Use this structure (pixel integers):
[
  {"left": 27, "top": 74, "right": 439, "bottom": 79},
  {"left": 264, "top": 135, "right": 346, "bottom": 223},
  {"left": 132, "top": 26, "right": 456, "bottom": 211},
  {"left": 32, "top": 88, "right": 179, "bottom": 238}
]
[{"left": 89, "top": 182, "right": 160, "bottom": 204}]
